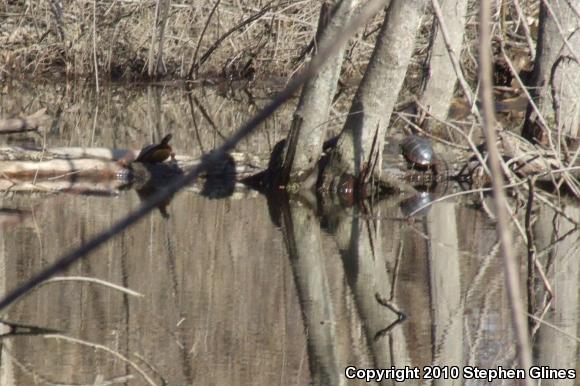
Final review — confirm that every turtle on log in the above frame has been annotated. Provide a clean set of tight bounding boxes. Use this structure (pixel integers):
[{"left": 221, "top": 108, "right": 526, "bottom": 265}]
[{"left": 135, "top": 134, "right": 175, "bottom": 163}]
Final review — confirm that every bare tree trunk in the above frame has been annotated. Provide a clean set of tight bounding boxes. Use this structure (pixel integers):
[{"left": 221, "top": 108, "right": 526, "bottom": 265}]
[
  {"left": 322, "top": 0, "right": 427, "bottom": 188},
  {"left": 280, "top": 0, "right": 359, "bottom": 186},
  {"left": 522, "top": 0, "right": 580, "bottom": 148},
  {"left": 420, "top": 0, "right": 468, "bottom": 130}
]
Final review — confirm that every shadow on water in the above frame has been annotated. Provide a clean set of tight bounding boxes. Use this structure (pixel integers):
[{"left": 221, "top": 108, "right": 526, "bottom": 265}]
[{"left": 0, "top": 83, "right": 578, "bottom": 385}]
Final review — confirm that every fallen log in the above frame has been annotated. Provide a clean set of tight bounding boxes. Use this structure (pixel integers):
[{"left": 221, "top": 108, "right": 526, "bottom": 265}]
[
  {"left": 0, "top": 137, "right": 576, "bottom": 197},
  {"left": 0, "top": 146, "right": 266, "bottom": 194},
  {"left": 0, "top": 109, "right": 50, "bottom": 134}
]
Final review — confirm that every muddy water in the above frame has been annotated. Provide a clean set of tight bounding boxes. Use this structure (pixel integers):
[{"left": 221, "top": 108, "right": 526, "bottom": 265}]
[{"left": 0, "top": 83, "right": 578, "bottom": 385}]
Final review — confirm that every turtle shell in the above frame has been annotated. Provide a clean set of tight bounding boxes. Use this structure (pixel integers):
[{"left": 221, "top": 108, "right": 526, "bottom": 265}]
[
  {"left": 400, "top": 135, "right": 436, "bottom": 168},
  {"left": 136, "top": 134, "right": 173, "bottom": 163}
]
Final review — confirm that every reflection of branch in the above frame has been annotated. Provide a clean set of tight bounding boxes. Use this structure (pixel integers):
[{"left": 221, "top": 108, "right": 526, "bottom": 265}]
[
  {"left": 0, "top": 319, "right": 61, "bottom": 339},
  {"left": 3, "top": 338, "right": 135, "bottom": 385},
  {"left": 530, "top": 295, "right": 553, "bottom": 337},
  {"left": 373, "top": 292, "right": 407, "bottom": 341},
  {"left": 38, "top": 276, "right": 143, "bottom": 297},
  {"left": 191, "top": 95, "right": 226, "bottom": 140},
  {"left": 45, "top": 334, "right": 158, "bottom": 386},
  {"left": 529, "top": 293, "right": 562, "bottom": 341}
]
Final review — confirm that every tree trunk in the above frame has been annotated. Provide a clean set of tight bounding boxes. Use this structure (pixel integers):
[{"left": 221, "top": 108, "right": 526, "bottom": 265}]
[
  {"left": 420, "top": 0, "right": 468, "bottom": 133},
  {"left": 522, "top": 0, "right": 580, "bottom": 149},
  {"left": 279, "top": 0, "right": 359, "bottom": 186},
  {"left": 321, "top": 0, "right": 427, "bottom": 190}
]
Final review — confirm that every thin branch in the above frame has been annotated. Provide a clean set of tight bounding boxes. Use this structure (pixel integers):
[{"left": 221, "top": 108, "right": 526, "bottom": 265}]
[
  {"left": 479, "top": 1, "right": 533, "bottom": 382},
  {"left": 190, "top": 0, "right": 222, "bottom": 79},
  {"left": 541, "top": 0, "right": 580, "bottom": 65},
  {"left": 512, "top": 0, "right": 535, "bottom": 60},
  {"left": 187, "top": 0, "right": 279, "bottom": 78},
  {"left": 525, "top": 177, "right": 536, "bottom": 320},
  {"left": 93, "top": 0, "right": 100, "bottom": 94},
  {"left": 527, "top": 313, "right": 580, "bottom": 343}
]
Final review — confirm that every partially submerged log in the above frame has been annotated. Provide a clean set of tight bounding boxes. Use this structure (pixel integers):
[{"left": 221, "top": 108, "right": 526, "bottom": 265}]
[
  {"left": 0, "top": 109, "right": 50, "bottom": 134},
  {"left": 0, "top": 133, "right": 576, "bottom": 197},
  {"left": 0, "top": 146, "right": 265, "bottom": 194}
]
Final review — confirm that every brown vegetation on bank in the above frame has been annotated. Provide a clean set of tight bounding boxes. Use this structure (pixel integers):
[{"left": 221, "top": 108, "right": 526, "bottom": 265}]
[{"left": 0, "top": 0, "right": 381, "bottom": 81}]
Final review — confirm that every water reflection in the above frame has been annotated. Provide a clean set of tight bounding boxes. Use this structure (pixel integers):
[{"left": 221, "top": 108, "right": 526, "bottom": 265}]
[{"left": 0, "top": 83, "right": 578, "bottom": 385}]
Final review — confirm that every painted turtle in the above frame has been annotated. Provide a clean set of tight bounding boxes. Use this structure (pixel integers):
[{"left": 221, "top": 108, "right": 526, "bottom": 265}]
[
  {"left": 135, "top": 134, "right": 175, "bottom": 163},
  {"left": 400, "top": 135, "right": 437, "bottom": 170}
]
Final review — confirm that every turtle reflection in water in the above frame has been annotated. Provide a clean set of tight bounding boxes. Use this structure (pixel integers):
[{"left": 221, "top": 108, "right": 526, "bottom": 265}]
[
  {"left": 399, "top": 191, "right": 435, "bottom": 217},
  {"left": 400, "top": 135, "right": 438, "bottom": 172},
  {"left": 135, "top": 134, "right": 175, "bottom": 163}
]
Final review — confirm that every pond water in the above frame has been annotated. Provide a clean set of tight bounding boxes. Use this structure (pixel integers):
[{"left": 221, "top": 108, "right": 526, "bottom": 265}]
[{"left": 0, "top": 83, "right": 578, "bottom": 385}]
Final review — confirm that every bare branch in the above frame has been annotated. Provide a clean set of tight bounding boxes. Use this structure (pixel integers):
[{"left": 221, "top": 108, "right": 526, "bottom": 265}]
[{"left": 479, "top": 1, "right": 533, "bottom": 381}]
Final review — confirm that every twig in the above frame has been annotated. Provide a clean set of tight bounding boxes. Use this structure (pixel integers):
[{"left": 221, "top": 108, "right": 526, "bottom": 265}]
[
  {"left": 541, "top": 0, "right": 580, "bottom": 66},
  {"left": 187, "top": 1, "right": 280, "bottom": 78},
  {"left": 528, "top": 313, "right": 580, "bottom": 343},
  {"left": 190, "top": 0, "right": 222, "bottom": 79},
  {"left": 44, "top": 334, "right": 158, "bottom": 386},
  {"left": 512, "top": 0, "right": 535, "bottom": 60},
  {"left": 430, "top": 0, "right": 477, "bottom": 109},
  {"left": 499, "top": 35, "right": 578, "bottom": 196},
  {"left": 373, "top": 292, "right": 406, "bottom": 340},
  {"left": 405, "top": 178, "right": 536, "bottom": 218},
  {"left": 93, "top": 0, "right": 100, "bottom": 94},
  {"left": 525, "top": 177, "right": 536, "bottom": 320}
]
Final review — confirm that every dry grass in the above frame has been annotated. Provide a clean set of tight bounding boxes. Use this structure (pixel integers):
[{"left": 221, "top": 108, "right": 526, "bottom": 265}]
[
  {"left": 0, "top": 0, "right": 540, "bottom": 98},
  {"left": 0, "top": 1, "right": 378, "bottom": 81}
]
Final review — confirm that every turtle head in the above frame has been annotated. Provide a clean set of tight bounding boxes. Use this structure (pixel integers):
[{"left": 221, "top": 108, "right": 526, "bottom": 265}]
[{"left": 160, "top": 134, "right": 173, "bottom": 145}]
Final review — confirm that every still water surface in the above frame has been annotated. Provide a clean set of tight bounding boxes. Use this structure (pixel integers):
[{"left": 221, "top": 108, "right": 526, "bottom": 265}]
[{"left": 0, "top": 83, "right": 578, "bottom": 385}]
